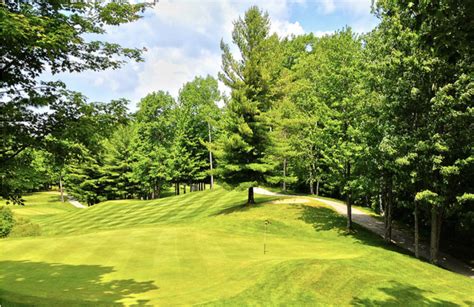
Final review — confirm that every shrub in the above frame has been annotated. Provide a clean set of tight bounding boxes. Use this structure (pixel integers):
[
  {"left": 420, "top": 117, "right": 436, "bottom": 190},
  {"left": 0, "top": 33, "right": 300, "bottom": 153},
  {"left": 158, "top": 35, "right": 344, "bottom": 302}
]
[
  {"left": 9, "top": 216, "right": 41, "bottom": 238},
  {"left": 0, "top": 206, "right": 14, "bottom": 238}
]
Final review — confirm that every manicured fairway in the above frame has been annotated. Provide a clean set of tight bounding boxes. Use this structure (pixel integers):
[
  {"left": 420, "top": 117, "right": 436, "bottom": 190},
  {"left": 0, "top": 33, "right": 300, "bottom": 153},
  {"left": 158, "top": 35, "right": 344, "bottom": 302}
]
[
  {"left": 2, "top": 191, "right": 76, "bottom": 219},
  {"left": 1, "top": 189, "right": 473, "bottom": 306}
]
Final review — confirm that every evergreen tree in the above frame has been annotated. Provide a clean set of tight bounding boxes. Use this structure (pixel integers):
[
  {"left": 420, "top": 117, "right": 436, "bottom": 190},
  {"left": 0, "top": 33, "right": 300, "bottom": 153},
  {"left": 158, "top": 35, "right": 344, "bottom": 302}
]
[
  {"left": 132, "top": 91, "right": 175, "bottom": 199},
  {"left": 65, "top": 149, "right": 105, "bottom": 206},
  {"left": 215, "top": 6, "right": 277, "bottom": 204},
  {"left": 101, "top": 125, "right": 139, "bottom": 200}
]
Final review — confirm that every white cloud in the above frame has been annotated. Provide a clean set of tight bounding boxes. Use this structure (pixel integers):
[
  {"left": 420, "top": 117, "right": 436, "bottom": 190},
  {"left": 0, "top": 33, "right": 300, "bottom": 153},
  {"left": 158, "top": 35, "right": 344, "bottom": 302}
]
[
  {"left": 319, "top": 0, "right": 336, "bottom": 14},
  {"left": 317, "top": 0, "right": 372, "bottom": 16},
  {"left": 351, "top": 15, "right": 379, "bottom": 34},
  {"left": 133, "top": 47, "right": 221, "bottom": 103},
  {"left": 41, "top": 0, "right": 379, "bottom": 108},
  {"left": 128, "top": 0, "right": 309, "bottom": 105},
  {"left": 271, "top": 20, "right": 305, "bottom": 37},
  {"left": 340, "top": 0, "right": 373, "bottom": 16}
]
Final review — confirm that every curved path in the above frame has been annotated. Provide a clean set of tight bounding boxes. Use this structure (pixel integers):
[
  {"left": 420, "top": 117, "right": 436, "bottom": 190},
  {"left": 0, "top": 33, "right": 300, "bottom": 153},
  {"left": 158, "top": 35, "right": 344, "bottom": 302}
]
[
  {"left": 67, "top": 196, "right": 86, "bottom": 209},
  {"left": 254, "top": 187, "right": 474, "bottom": 278}
]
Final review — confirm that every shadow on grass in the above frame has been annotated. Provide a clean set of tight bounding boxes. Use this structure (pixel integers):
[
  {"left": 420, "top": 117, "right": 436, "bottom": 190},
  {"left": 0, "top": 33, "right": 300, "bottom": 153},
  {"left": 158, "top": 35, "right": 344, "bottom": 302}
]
[
  {"left": 47, "top": 195, "right": 62, "bottom": 203},
  {"left": 351, "top": 281, "right": 461, "bottom": 306},
  {"left": 0, "top": 260, "right": 158, "bottom": 306},
  {"left": 298, "top": 205, "right": 411, "bottom": 255},
  {"left": 212, "top": 196, "right": 277, "bottom": 216}
]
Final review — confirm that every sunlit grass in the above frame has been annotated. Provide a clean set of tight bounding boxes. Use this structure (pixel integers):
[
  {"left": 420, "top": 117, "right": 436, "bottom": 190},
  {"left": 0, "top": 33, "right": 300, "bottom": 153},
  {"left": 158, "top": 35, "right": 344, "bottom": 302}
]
[{"left": 0, "top": 189, "right": 473, "bottom": 305}]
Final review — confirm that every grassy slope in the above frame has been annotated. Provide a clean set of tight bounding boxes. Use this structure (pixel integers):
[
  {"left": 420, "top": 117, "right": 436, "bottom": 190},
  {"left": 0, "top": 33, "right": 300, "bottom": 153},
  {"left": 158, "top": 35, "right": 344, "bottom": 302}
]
[
  {"left": 0, "top": 191, "right": 76, "bottom": 219},
  {"left": 0, "top": 189, "right": 473, "bottom": 306}
]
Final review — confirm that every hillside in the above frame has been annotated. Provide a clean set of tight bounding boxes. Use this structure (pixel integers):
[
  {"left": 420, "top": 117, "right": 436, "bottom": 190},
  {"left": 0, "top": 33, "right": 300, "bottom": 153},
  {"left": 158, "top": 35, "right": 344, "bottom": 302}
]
[{"left": 1, "top": 189, "right": 473, "bottom": 306}]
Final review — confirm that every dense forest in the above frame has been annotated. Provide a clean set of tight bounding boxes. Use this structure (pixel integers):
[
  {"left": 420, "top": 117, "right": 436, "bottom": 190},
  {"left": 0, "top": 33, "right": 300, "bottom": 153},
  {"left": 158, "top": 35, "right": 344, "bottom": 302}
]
[{"left": 1, "top": 0, "right": 473, "bottom": 269}]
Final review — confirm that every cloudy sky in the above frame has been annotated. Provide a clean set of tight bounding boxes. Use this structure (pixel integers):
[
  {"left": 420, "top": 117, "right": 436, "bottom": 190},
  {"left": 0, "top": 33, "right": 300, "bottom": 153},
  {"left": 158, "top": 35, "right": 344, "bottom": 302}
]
[{"left": 44, "top": 0, "right": 378, "bottom": 110}]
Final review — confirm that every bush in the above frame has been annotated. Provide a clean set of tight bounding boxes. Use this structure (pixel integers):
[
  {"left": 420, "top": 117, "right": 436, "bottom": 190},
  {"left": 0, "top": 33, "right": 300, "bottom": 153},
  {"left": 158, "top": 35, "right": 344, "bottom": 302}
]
[
  {"left": 0, "top": 206, "right": 14, "bottom": 238},
  {"left": 9, "top": 216, "right": 41, "bottom": 238}
]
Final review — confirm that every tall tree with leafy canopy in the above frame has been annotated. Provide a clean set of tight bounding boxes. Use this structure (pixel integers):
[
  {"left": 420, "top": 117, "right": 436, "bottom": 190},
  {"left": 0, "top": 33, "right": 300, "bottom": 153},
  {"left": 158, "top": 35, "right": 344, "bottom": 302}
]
[
  {"left": 264, "top": 34, "right": 316, "bottom": 192},
  {"left": 0, "top": 0, "right": 150, "bottom": 203},
  {"left": 291, "top": 29, "right": 365, "bottom": 230},
  {"left": 215, "top": 6, "right": 278, "bottom": 204},
  {"left": 177, "top": 76, "right": 221, "bottom": 189},
  {"left": 133, "top": 91, "right": 175, "bottom": 199},
  {"left": 372, "top": 0, "right": 474, "bottom": 264}
]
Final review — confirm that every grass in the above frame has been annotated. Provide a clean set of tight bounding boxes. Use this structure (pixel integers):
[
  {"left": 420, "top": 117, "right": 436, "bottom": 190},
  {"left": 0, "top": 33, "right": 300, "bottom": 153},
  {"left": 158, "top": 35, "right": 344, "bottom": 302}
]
[
  {"left": 0, "top": 188, "right": 473, "bottom": 306},
  {"left": 263, "top": 186, "right": 382, "bottom": 218},
  {"left": 0, "top": 191, "right": 76, "bottom": 220}
]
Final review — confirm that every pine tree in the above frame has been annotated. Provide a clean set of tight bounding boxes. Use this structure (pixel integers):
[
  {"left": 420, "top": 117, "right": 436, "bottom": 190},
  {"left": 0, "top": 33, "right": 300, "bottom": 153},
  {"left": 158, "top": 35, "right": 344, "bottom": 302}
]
[
  {"left": 101, "top": 125, "right": 138, "bottom": 200},
  {"left": 215, "top": 6, "right": 277, "bottom": 204}
]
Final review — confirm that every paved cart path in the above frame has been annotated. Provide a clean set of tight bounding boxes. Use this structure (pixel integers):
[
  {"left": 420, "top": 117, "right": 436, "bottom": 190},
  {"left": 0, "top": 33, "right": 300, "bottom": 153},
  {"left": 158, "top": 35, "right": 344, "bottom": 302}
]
[
  {"left": 67, "top": 196, "right": 86, "bottom": 209},
  {"left": 254, "top": 187, "right": 474, "bottom": 278}
]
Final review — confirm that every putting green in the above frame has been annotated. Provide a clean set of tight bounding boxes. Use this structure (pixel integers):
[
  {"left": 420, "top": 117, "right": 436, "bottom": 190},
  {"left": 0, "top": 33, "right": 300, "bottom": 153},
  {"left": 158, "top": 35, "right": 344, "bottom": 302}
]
[{"left": 1, "top": 189, "right": 473, "bottom": 305}]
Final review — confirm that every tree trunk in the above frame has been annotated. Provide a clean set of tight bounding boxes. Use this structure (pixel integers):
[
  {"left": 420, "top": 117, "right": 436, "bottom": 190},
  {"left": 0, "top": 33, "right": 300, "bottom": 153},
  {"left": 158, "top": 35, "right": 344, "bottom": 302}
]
[
  {"left": 208, "top": 122, "right": 214, "bottom": 190},
  {"left": 248, "top": 187, "right": 255, "bottom": 205},
  {"left": 177, "top": 183, "right": 180, "bottom": 195},
  {"left": 430, "top": 205, "right": 441, "bottom": 264},
  {"left": 435, "top": 208, "right": 443, "bottom": 263},
  {"left": 183, "top": 183, "right": 186, "bottom": 194},
  {"left": 316, "top": 179, "right": 320, "bottom": 196},
  {"left": 309, "top": 180, "right": 314, "bottom": 195},
  {"left": 346, "top": 192, "right": 352, "bottom": 231},
  {"left": 378, "top": 193, "right": 383, "bottom": 215},
  {"left": 384, "top": 174, "right": 393, "bottom": 242},
  {"left": 59, "top": 176, "right": 64, "bottom": 202},
  {"left": 156, "top": 185, "right": 161, "bottom": 199},
  {"left": 346, "top": 162, "right": 352, "bottom": 231},
  {"left": 282, "top": 158, "right": 287, "bottom": 191},
  {"left": 414, "top": 199, "right": 419, "bottom": 258}
]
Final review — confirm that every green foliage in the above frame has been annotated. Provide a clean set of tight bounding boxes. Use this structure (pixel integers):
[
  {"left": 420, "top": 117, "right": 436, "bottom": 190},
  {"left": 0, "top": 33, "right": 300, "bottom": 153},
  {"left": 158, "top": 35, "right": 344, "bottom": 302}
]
[
  {"left": 175, "top": 76, "right": 221, "bottom": 184},
  {"left": 0, "top": 1, "right": 148, "bottom": 92},
  {"left": 65, "top": 152, "right": 106, "bottom": 206},
  {"left": 1, "top": 1, "right": 472, "bottom": 271},
  {"left": 132, "top": 91, "right": 175, "bottom": 199},
  {"left": 215, "top": 7, "right": 278, "bottom": 195},
  {"left": 9, "top": 216, "right": 41, "bottom": 238},
  {"left": 0, "top": 1, "right": 149, "bottom": 203},
  {"left": 364, "top": 0, "right": 474, "bottom": 261},
  {"left": 286, "top": 29, "right": 365, "bottom": 198},
  {"left": 0, "top": 206, "right": 14, "bottom": 237},
  {"left": 56, "top": 99, "right": 133, "bottom": 205},
  {"left": 100, "top": 125, "right": 139, "bottom": 200},
  {"left": 415, "top": 190, "right": 442, "bottom": 206}
]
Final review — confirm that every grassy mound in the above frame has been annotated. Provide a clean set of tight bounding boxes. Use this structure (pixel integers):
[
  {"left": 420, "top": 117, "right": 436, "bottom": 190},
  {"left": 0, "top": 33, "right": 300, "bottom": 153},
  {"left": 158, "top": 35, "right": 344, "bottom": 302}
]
[{"left": 0, "top": 189, "right": 473, "bottom": 306}]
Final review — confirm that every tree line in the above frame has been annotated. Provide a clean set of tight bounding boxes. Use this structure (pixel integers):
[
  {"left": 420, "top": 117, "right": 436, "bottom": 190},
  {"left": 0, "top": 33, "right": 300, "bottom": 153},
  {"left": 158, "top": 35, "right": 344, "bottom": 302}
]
[{"left": 1, "top": 1, "right": 472, "bottom": 266}]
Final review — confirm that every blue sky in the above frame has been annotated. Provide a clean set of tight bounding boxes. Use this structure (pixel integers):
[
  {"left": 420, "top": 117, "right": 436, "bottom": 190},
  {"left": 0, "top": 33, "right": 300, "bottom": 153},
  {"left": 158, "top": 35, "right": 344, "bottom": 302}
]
[{"left": 43, "top": 0, "right": 378, "bottom": 110}]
